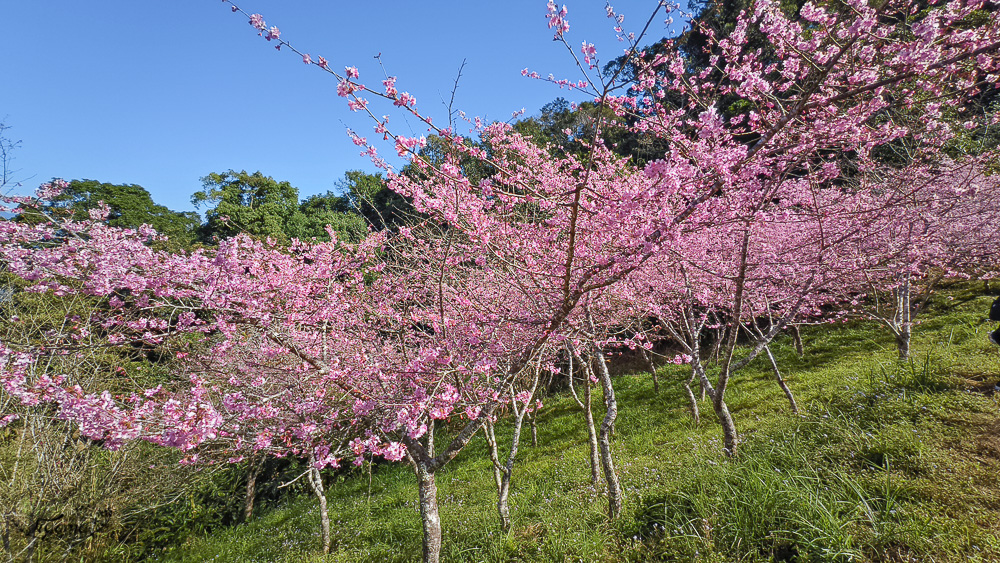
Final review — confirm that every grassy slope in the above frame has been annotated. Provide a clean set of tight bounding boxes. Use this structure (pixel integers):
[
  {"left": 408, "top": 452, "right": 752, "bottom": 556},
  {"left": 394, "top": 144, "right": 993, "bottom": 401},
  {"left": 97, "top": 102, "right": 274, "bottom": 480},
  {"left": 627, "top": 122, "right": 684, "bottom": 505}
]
[{"left": 150, "top": 282, "right": 1000, "bottom": 562}]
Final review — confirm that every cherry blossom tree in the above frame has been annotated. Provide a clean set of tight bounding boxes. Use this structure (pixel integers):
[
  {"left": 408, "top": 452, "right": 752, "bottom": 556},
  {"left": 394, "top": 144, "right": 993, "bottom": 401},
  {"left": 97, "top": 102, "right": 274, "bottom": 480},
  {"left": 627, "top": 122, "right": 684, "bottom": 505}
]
[{"left": 844, "top": 156, "right": 1000, "bottom": 359}]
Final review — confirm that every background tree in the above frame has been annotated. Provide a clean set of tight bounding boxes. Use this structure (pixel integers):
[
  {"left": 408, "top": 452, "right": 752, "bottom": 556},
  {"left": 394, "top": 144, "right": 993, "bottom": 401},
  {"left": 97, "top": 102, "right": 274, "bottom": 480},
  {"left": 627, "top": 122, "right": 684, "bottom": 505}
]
[
  {"left": 192, "top": 170, "right": 305, "bottom": 243},
  {"left": 17, "top": 179, "right": 200, "bottom": 247},
  {"left": 328, "top": 170, "right": 415, "bottom": 233},
  {"left": 513, "top": 98, "right": 641, "bottom": 161},
  {"left": 0, "top": 121, "right": 22, "bottom": 193},
  {"left": 295, "top": 190, "right": 368, "bottom": 242}
]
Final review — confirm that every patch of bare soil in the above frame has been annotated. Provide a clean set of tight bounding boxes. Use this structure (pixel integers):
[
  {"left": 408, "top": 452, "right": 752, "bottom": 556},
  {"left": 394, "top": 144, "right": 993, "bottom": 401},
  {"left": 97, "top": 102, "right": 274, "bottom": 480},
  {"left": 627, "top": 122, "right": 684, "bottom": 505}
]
[{"left": 955, "top": 369, "right": 999, "bottom": 397}]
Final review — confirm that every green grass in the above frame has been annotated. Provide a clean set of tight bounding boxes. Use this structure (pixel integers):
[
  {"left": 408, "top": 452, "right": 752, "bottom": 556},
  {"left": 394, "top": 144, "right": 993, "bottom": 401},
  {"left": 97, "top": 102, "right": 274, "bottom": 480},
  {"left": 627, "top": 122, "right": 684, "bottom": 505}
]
[{"left": 135, "top": 282, "right": 1000, "bottom": 562}]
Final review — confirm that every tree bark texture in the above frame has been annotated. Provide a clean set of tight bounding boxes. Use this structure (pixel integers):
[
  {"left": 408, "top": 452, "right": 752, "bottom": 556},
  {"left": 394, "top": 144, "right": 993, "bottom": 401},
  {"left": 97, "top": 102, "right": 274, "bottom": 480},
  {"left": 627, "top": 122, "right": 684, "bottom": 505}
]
[
  {"left": 896, "top": 325, "right": 912, "bottom": 362},
  {"left": 583, "top": 374, "right": 601, "bottom": 487},
  {"left": 592, "top": 349, "right": 623, "bottom": 519},
  {"left": 895, "top": 273, "right": 913, "bottom": 361},
  {"left": 306, "top": 459, "right": 331, "bottom": 554},
  {"left": 641, "top": 348, "right": 659, "bottom": 393},
  {"left": 790, "top": 324, "right": 804, "bottom": 356},
  {"left": 567, "top": 343, "right": 602, "bottom": 487},
  {"left": 415, "top": 462, "right": 442, "bottom": 563},
  {"left": 529, "top": 411, "right": 538, "bottom": 447},
  {"left": 243, "top": 454, "right": 263, "bottom": 522},
  {"left": 764, "top": 344, "right": 799, "bottom": 414},
  {"left": 684, "top": 367, "right": 700, "bottom": 425}
]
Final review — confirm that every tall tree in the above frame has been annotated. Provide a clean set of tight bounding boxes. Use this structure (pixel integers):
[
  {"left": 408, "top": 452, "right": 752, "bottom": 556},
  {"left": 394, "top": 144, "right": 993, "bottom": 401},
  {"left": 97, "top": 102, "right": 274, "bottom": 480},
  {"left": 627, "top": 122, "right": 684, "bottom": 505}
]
[
  {"left": 332, "top": 170, "right": 415, "bottom": 232},
  {"left": 17, "top": 179, "right": 199, "bottom": 247},
  {"left": 192, "top": 170, "right": 305, "bottom": 243},
  {"left": 296, "top": 190, "right": 368, "bottom": 242}
]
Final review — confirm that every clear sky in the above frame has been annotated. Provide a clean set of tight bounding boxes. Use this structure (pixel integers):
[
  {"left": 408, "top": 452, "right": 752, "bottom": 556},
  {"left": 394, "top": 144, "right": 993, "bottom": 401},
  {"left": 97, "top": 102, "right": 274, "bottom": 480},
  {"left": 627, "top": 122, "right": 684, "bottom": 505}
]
[{"left": 3, "top": 1, "right": 682, "bottom": 213}]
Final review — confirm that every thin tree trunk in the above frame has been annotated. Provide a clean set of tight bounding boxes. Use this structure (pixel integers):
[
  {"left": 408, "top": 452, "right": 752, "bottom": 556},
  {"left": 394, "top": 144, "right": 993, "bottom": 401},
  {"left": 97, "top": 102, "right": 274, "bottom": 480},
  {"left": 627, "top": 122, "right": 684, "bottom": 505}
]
[
  {"left": 496, "top": 474, "right": 512, "bottom": 532},
  {"left": 568, "top": 343, "right": 602, "bottom": 487},
  {"left": 714, "top": 228, "right": 750, "bottom": 457},
  {"left": 713, "top": 391, "right": 739, "bottom": 457},
  {"left": 592, "top": 348, "right": 622, "bottom": 519},
  {"left": 496, "top": 413, "right": 527, "bottom": 532},
  {"left": 708, "top": 326, "right": 724, "bottom": 365},
  {"left": 789, "top": 324, "right": 804, "bottom": 356},
  {"left": 243, "top": 454, "right": 263, "bottom": 522},
  {"left": 692, "top": 355, "right": 715, "bottom": 401},
  {"left": 484, "top": 419, "right": 513, "bottom": 531},
  {"left": 896, "top": 325, "right": 911, "bottom": 361},
  {"left": 684, "top": 319, "right": 705, "bottom": 424},
  {"left": 484, "top": 420, "right": 503, "bottom": 496},
  {"left": 485, "top": 370, "right": 537, "bottom": 532},
  {"left": 582, "top": 372, "right": 601, "bottom": 487},
  {"left": 764, "top": 344, "right": 798, "bottom": 414},
  {"left": 415, "top": 461, "right": 442, "bottom": 563},
  {"left": 683, "top": 367, "right": 700, "bottom": 424},
  {"left": 2, "top": 514, "right": 9, "bottom": 556},
  {"left": 701, "top": 326, "right": 722, "bottom": 400},
  {"left": 896, "top": 273, "right": 913, "bottom": 361},
  {"left": 306, "top": 456, "right": 331, "bottom": 554},
  {"left": 641, "top": 348, "right": 659, "bottom": 393},
  {"left": 529, "top": 411, "right": 538, "bottom": 447},
  {"left": 693, "top": 357, "right": 731, "bottom": 450}
]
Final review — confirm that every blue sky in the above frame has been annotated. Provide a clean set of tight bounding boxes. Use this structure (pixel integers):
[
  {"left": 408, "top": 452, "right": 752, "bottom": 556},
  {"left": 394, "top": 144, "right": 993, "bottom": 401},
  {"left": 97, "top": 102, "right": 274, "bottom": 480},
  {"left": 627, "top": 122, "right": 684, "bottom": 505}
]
[{"left": 3, "top": 1, "right": 682, "bottom": 213}]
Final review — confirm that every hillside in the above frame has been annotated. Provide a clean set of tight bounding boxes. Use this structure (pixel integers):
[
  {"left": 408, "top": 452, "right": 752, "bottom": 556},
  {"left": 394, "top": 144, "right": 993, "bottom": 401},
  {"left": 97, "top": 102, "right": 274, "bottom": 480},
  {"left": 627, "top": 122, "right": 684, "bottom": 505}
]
[{"left": 119, "top": 282, "right": 1000, "bottom": 563}]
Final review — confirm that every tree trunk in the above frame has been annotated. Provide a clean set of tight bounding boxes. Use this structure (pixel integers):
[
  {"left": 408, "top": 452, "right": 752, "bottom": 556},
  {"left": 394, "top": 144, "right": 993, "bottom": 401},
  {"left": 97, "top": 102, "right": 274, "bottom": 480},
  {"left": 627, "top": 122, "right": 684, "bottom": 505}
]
[
  {"left": 484, "top": 406, "right": 529, "bottom": 532},
  {"left": 415, "top": 462, "right": 442, "bottom": 563},
  {"left": 789, "top": 324, "right": 804, "bottom": 356},
  {"left": 484, "top": 420, "right": 503, "bottom": 498},
  {"left": 496, "top": 474, "right": 512, "bottom": 532},
  {"left": 692, "top": 358, "right": 715, "bottom": 401},
  {"left": 708, "top": 355, "right": 738, "bottom": 456},
  {"left": 529, "top": 411, "right": 538, "bottom": 447},
  {"left": 2, "top": 515, "right": 10, "bottom": 556},
  {"left": 708, "top": 326, "right": 724, "bottom": 365},
  {"left": 567, "top": 343, "right": 602, "bottom": 487},
  {"left": 593, "top": 349, "right": 622, "bottom": 519},
  {"left": 641, "top": 348, "right": 659, "bottom": 393},
  {"left": 484, "top": 420, "right": 511, "bottom": 531},
  {"left": 683, "top": 367, "right": 700, "bottom": 424},
  {"left": 896, "top": 325, "right": 911, "bottom": 361},
  {"left": 705, "top": 337, "right": 737, "bottom": 456},
  {"left": 712, "top": 393, "right": 738, "bottom": 456},
  {"left": 896, "top": 273, "right": 913, "bottom": 361},
  {"left": 243, "top": 454, "right": 263, "bottom": 522},
  {"left": 583, "top": 372, "right": 601, "bottom": 487},
  {"left": 497, "top": 417, "right": 524, "bottom": 532},
  {"left": 713, "top": 229, "right": 749, "bottom": 458},
  {"left": 764, "top": 344, "right": 798, "bottom": 414},
  {"left": 306, "top": 458, "right": 331, "bottom": 554}
]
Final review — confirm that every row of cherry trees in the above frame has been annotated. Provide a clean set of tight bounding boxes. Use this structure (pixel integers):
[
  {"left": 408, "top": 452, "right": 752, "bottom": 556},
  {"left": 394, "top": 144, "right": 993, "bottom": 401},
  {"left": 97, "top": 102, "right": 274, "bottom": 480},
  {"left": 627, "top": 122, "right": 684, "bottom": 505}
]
[{"left": 3, "top": 0, "right": 1000, "bottom": 560}]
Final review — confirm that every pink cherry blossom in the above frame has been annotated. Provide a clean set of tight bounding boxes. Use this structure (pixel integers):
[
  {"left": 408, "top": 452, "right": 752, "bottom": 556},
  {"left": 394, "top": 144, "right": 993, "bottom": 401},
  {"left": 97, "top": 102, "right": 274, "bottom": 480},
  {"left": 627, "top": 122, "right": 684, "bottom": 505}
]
[{"left": 248, "top": 13, "right": 265, "bottom": 31}]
